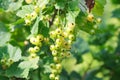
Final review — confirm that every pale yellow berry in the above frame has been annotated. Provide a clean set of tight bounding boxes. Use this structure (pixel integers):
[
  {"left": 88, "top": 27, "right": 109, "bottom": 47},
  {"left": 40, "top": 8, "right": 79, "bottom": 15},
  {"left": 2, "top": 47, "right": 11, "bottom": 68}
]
[
  {"left": 49, "top": 73, "right": 55, "bottom": 79},
  {"left": 87, "top": 14, "right": 94, "bottom": 22}
]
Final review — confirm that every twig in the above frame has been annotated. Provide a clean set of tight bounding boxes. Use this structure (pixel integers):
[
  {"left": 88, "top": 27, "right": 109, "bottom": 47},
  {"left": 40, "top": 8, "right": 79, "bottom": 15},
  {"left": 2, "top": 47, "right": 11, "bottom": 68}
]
[{"left": 49, "top": 9, "right": 58, "bottom": 26}]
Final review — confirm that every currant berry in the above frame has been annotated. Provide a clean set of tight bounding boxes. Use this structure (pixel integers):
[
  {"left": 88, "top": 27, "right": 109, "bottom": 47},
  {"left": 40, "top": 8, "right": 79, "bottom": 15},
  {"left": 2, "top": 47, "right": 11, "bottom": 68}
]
[
  {"left": 97, "top": 18, "right": 102, "bottom": 23},
  {"left": 49, "top": 73, "right": 55, "bottom": 79},
  {"left": 50, "top": 45, "right": 56, "bottom": 51},
  {"left": 53, "top": 57, "right": 60, "bottom": 63},
  {"left": 25, "top": 14, "right": 31, "bottom": 20},
  {"left": 30, "top": 37, "right": 40, "bottom": 46},
  {"left": 56, "top": 63, "right": 62, "bottom": 70},
  {"left": 56, "top": 28, "right": 62, "bottom": 35},
  {"left": 25, "top": 19, "right": 31, "bottom": 25},
  {"left": 55, "top": 76, "right": 59, "bottom": 80},
  {"left": 31, "top": 11, "right": 37, "bottom": 20},
  {"left": 87, "top": 14, "right": 94, "bottom": 22},
  {"left": 25, "top": 0, "right": 33, "bottom": 4},
  {"left": 51, "top": 69, "right": 57, "bottom": 74},
  {"left": 28, "top": 47, "right": 35, "bottom": 53},
  {"left": 52, "top": 50, "right": 57, "bottom": 56},
  {"left": 36, "top": 34, "right": 44, "bottom": 42},
  {"left": 50, "top": 63, "right": 56, "bottom": 69},
  {"left": 68, "top": 34, "right": 74, "bottom": 40},
  {"left": 34, "top": 46, "right": 40, "bottom": 52},
  {"left": 34, "top": 6, "right": 40, "bottom": 13}
]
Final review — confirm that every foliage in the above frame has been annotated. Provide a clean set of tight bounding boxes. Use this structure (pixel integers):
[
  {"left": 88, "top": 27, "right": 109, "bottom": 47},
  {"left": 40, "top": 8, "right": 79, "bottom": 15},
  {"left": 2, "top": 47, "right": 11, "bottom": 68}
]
[{"left": 0, "top": 0, "right": 120, "bottom": 80}]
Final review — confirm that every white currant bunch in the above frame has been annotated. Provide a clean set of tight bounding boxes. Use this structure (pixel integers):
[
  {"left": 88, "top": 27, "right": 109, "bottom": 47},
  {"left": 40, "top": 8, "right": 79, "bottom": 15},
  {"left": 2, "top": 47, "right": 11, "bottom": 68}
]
[
  {"left": 49, "top": 23, "right": 75, "bottom": 80},
  {"left": 28, "top": 34, "right": 44, "bottom": 59}
]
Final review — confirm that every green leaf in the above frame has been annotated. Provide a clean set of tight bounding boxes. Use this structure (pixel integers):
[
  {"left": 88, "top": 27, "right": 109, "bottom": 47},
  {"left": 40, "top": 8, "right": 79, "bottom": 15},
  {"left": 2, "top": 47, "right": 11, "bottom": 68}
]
[
  {"left": 71, "top": 37, "right": 89, "bottom": 63},
  {"left": 0, "top": 44, "right": 22, "bottom": 62},
  {"left": 92, "top": 0, "right": 106, "bottom": 16},
  {"left": 112, "top": 8, "right": 120, "bottom": 18},
  {"left": 31, "top": 17, "right": 40, "bottom": 35},
  {"left": 8, "top": 0, "right": 23, "bottom": 11},
  {"left": 7, "top": 44, "right": 22, "bottom": 62},
  {"left": 6, "top": 57, "right": 39, "bottom": 78},
  {"left": 0, "top": 76, "right": 9, "bottom": 80},
  {"left": 67, "top": 10, "right": 80, "bottom": 23},
  {"left": 16, "top": 5, "right": 34, "bottom": 18},
  {"left": 0, "top": 22, "right": 11, "bottom": 46}
]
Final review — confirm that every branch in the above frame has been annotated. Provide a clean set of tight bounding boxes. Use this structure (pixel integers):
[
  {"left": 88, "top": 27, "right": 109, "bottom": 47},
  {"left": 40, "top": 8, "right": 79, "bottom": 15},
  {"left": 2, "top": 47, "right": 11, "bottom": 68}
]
[{"left": 49, "top": 9, "right": 58, "bottom": 26}]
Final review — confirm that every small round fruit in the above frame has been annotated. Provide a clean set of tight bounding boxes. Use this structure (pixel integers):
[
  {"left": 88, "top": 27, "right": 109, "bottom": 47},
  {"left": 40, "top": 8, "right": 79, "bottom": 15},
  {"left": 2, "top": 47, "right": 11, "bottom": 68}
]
[
  {"left": 55, "top": 39, "right": 62, "bottom": 45},
  {"left": 49, "top": 73, "right": 55, "bottom": 79},
  {"left": 97, "top": 18, "right": 102, "bottom": 23},
  {"left": 55, "top": 76, "right": 59, "bottom": 80},
  {"left": 49, "top": 31, "right": 57, "bottom": 38},
  {"left": 34, "top": 46, "right": 40, "bottom": 52},
  {"left": 36, "top": 34, "right": 44, "bottom": 41},
  {"left": 25, "top": 0, "right": 33, "bottom": 4},
  {"left": 68, "top": 34, "right": 74, "bottom": 40},
  {"left": 34, "top": 6, "right": 40, "bottom": 13},
  {"left": 30, "top": 37, "right": 40, "bottom": 46},
  {"left": 30, "top": 53, "right": 37, "bottom": 59},
  {"left": 25, "top": 19, "right": 31, "bottom": 25},
  {"left": 25, "top": 14, "right": 31, "bottom": 19},
  {"left": 68, "top": 23, "right": 75, "bottom": 29},
  {"left": 56, "top": 28, "right": 62, "bottom": 35},
  {"left": 56, "top": 63, "right": 62, "bottom": 70},
  {"left": 52, "top": 50, "right": 57, "bottom": 56},
  {"left": 28, "top": 47, "right": 35, "bottom": 53},
  {"left": 51, "top": 69, "right": 57, "bottom": 74},
  {"left": 31, "top": 11, "right": 37, "bottom": 20},
  {"left": 87, "top": 14, "right": 94, "bottom": 22},
  {"left": 50, "top": 63, "right": 55, "bottom": 69},
  {"left": 50, "top": 45, "right": 56, "bottom": 51},
  {"left": 53, "top": 57, "right": 60, "bottom": 63}
]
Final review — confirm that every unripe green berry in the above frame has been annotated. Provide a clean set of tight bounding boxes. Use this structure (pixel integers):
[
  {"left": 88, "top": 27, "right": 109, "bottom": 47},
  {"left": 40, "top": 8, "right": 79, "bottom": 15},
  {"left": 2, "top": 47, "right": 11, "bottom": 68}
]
[
  {"left": 68, "top": 34, "right": 74, "bottom": 40},
  {"left": 8, "top": 59, "right": 14, "bottom": 64},
  {"left": 53, "top": 57, "right": 60, "bottom": 63},
  {"left": 87, "top": 14, "right": 94, "bottom": 22},
  {"left": 97, "top": 18, "right": 102, "bottom": 23},
  {"left": 36, "top": 34, "right": 44, "bottom": 41},
  {"left": 50, "top": 63, "right": 55, "bottom": 69},
  {"left": 51, "top": 69, "right": 57, "bottom": 74},
  {"left": 29, "top": 53, "right": 37, "bottom": 59},
  {"left": 34, "top": 46, "right": 40, "bottom": 52},
  {"left": 25, "top": 19, "right": 31, "bottom": 25},
  {"left": 56, "top": 63, "right": 62, "bottom": 70},
  {"left": 50, "top": 45, "right": 56, "bottom": 51},
  {"left": 56, "top": 28, "right": 62, "bottom": 35},
  {"left": 52, "top": 50, "right": 57, "bottom": 56},
  {"left": 49, "top": 31, "right": 57, "bottom": 38},
  {"left": 66, "top": 28, "right": 73, "bottom": 34},
  {"left": 55, "top": 44, "right": 60, "bottom": 50},
  {"left": 68, "top": 23, "right": 75, "bottom": 30},
  {"left": 49, "top": 73, "right": 55, "bottom": 79},
  {"left": 25, "top": 0, "right": 33, "bottom": 4},
  {"left": 30, "top": 37, "right": 40, "bottom": 46},
  {"left": 31, "top": 11, "right": 37, "bottom": 20},
  {"left": 25, "top": 14, "right": 31, "bottom": 19},
  {"left": 1, "top": 59, "right": 6, "bottom": 64},
  {"left": 55, "top": 76, "right": 59, "bottom": 80},
  {"left": 34, "top": 6, "right": 40, "bottom": 13},
  {"left": 28, "top": 47, "right": 35, "bottom": 53},
  {"left": 55, "top": 39, "right": 62, "bottom": 45}
]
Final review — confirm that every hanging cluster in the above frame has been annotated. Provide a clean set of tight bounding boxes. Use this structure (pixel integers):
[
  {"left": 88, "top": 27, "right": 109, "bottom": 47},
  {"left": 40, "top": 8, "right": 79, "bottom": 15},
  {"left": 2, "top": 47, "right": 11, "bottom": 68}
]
[
  {"left": 49, "top": 23, "right": 75, "bottom": 80},
  {"left": 0, "top": 58, "right": 13, "bottom": 69},
  {"left": 28, "top": 34, "right": 44, "bottom": 59},
  {"left": 24, "top": 6, "right": 40, "bottom": 25}
]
